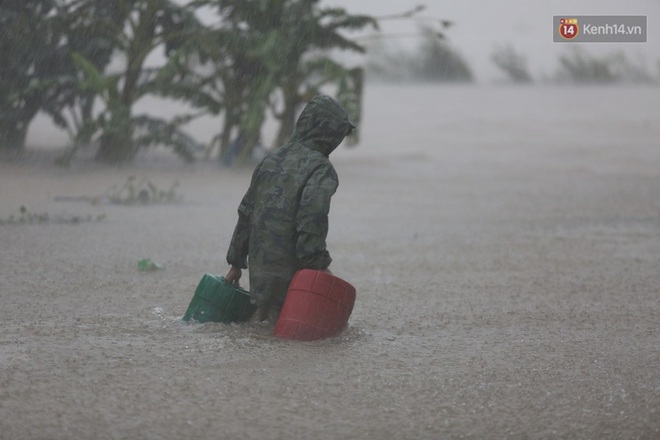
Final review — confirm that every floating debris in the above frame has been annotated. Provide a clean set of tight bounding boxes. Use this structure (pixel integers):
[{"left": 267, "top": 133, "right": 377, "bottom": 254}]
[
  {"left": 138, "top": 258, "right": 162, "bottom": 271},
  {"left": 54, "top": 176, "right": 183, "bottom": 206}
]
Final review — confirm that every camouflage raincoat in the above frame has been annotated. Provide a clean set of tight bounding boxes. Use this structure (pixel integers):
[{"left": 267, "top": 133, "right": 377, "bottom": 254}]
[{"left": 226, "top": 95, "right": 355, "bottom": 308}]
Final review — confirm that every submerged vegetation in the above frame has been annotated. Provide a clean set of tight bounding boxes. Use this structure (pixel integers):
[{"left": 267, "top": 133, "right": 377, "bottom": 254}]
[
  {"left": 52, "top": 176, "right": 184, "bottom": 205},
  {"left": 0, "top": 205, "right": 106, "bottom": 225},
  {"left": 105, "top": 176, "right": 183, "bottom": 205}
]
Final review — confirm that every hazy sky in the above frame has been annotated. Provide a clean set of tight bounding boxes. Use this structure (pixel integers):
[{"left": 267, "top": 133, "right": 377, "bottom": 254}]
[{"left": 322, "top": 0, "right": 659, "bottom": 81}]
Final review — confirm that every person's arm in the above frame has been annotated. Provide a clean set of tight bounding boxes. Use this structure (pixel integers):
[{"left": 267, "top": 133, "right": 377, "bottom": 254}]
[
  {"left": 226, "top": 203, "right": 250, "bottom": 269},
  {"left": 294, "top": 165, "right": 338, "bottom": 269},
  {"left": 226, "top": 173, "right": 257, "bottom": 271}
]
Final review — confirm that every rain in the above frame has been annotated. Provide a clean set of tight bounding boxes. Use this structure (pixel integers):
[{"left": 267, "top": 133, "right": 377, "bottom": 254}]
[{"left": 1, "top": 1, "right": 659, "bottom": 439}]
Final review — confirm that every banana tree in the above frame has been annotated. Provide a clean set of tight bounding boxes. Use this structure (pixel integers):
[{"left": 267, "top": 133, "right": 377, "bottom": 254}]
[
  {"left": 266, "top": 2, "right": 376, "bottom": 148},
  {"left": 271, "top": 58, "right": 365, "bottom": 148},
  {"left": 186, "top": 0, "right": 376, "bottom": 165},
  {"left": 61, "top": 0, "right": 204, "bottom": 163}
]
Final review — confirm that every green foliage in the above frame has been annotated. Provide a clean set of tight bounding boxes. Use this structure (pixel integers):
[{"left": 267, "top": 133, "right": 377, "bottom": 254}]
[
  {"left": 0, "top": 0, "right": 61, "bottom": 152},
  {"left": 182, "top": 0, "right": 377, "bottom": 163},
  {"left": 59, "top": 1, "right": 205, "bottom": 164},
  {"left": 2, "top": 0, "right": 377, "bottom": 165},
  {"left": 71, "top": 53, "right": 117, "bottom": 97}
]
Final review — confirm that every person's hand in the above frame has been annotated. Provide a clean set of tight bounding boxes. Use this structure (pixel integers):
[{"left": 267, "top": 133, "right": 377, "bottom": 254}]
[{"left": 225, "top": 266, "right": 242, "bottom": 286}]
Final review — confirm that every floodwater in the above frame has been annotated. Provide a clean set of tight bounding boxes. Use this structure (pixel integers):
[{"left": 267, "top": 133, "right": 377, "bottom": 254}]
[{"left": 1, "top": 84, "right": 659, "bottom": 439}]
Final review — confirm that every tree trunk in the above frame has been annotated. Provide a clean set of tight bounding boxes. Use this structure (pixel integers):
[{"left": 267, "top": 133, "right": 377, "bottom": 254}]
[
  {"left": 95, "top": 104, "right": 135, "bottom": 163},
  {"left": 219, "top": 107, "right": 236, "bottom": 161},
  {"left": 96, "top": 132, "right": 135, "bottom": 164},
  {"left": 0, "top": 117, "right": 32, "bottom": 153},
  {"left": 274, "top": 83, "right": 301, "bottom": 148}
]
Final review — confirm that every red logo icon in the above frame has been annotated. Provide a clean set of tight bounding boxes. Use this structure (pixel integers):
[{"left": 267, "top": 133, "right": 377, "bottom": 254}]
[{"left": 559, "top": 18, "right": 579, "bottom": 40}]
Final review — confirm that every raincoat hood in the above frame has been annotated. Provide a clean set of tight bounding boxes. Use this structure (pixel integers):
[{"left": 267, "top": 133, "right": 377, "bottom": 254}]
[{"left": 290, "top": 95, "right": 356, "bottom": 156}]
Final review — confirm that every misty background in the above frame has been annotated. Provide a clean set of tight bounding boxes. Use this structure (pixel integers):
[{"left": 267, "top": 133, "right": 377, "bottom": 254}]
[{"left": 325, "top": 0, "right": 659, "bottom": 81}]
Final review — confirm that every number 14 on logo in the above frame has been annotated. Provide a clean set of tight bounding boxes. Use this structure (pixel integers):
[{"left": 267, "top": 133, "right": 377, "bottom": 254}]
[{"left": 559, "top": 18, "right": 579, "bottom": 40}]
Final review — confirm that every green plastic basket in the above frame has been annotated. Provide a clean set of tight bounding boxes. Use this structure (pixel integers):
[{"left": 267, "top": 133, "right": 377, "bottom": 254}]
[{"left": 182, "top": 273, "right": 255, "bottom": 323}]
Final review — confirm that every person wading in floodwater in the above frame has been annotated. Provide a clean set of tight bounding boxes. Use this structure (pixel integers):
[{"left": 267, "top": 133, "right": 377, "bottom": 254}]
[{"left": 224, "top": 95, "right": 356, "bottom": 322}]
